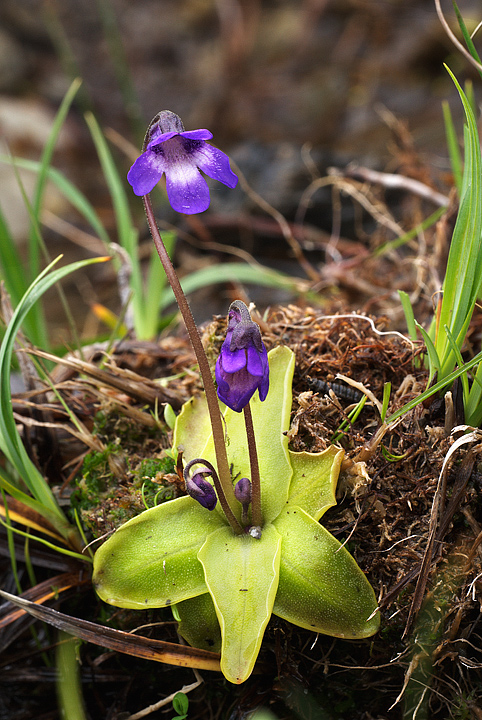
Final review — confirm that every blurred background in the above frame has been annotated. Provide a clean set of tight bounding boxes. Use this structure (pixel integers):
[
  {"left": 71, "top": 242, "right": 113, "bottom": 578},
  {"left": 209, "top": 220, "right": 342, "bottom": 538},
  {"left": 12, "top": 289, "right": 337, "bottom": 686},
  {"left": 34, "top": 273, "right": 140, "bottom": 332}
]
[{"left": 0, "top": 0, "right": 479, "bottom": 335}]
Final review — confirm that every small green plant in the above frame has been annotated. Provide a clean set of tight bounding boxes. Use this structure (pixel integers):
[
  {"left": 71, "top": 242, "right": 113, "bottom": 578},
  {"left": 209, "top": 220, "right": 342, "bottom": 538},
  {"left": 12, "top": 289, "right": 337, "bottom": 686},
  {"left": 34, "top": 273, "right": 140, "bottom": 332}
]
[
  {"left": 398, "top": 66, "right": 482, "bottom": 427},
  {"left": 93, "top": 345, "right": 379, "bottom": 683},
  {"left": 395, "top": 4, "right": 482, "bottom": 428},
  {"left": 171, "top": 692, "right": 189, "bottom": 720}
]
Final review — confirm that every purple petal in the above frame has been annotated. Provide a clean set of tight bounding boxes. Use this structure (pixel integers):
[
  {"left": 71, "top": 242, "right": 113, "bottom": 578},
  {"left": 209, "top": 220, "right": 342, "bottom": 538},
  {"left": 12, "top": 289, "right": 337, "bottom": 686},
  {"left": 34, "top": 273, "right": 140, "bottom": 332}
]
[
  {"left": 216, "top": 367, "right": 256, "bottom": 412},
  {"left": 246, "top": 346, "right": 265, "bottom": 377},
  {"left": 164, "top": 161, "right": 210, "bottom": 214},
  {"left": 180, "top": 129, "right": 213, "bottom": 141},
  {"left": 191, "top": 144, "right": 238, "bottom": 189},
  {"left": 147, "top": 130, "right": 179, "bottom": 149},
  {"left": 127, "top": 150, "right": 166, "bottom": 196},
  {"left": 258, "top": 371, "right": 269, "bottom": 402},
  {"left": 221, "top": 346, "right": 246, "bottom": 373},
  {"left": 215, "top": 366, "right": 230, "bottom": 400}
]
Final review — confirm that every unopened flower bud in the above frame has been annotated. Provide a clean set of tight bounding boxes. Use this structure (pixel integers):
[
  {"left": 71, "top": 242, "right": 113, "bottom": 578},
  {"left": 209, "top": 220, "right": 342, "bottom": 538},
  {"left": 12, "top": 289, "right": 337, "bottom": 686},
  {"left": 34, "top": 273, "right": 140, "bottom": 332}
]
[
  {"left": 234, "top": 477, "right": 252, "bottom": 506},
  {"left": 215, "top": 301, "right": 269, "bottom": 412},
  {"left": 186, "top": 468, "right": 217, "bottom": 511}
]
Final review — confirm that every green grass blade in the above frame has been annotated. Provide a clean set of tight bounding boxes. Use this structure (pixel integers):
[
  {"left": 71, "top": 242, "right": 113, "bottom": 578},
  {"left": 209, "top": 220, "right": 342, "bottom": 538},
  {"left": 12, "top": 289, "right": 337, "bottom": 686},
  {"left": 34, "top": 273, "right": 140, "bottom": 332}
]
[
  {"left": 375, "top": 206, "right": 446, "bottom": 256},
  {"left": 95, "top": 0, "right": 144, "bottom": 142},
  {"left": 0, "top": 469, "right": 75, "bottom": 534},
  {"left": 6, "top": 156, "right": 50, "bottom": 349},
  {"left": 42, "top": 5, "right": 93, "bottom": 114},
  {"left": 28, "top": 78, "right": 82, "bottom": 279},
  {"left": 465, "top": 361, "right": 482, "bottom": 426},
  {"left": 442, "top": 100, "right": 463, "bottom": 194},
  {"left": 0, "top": 156, "right": 112, "bottom": 248},
  {"left": 84, "top": 113, "right": 144, "bottom": 330},
  {"left": 381, "top": 382, "right": 391, "bottom": 423},
  {"left": 0, "top": 255, "right": 107, "bottom": 538},
  {"left": 452, "top": 1, "right": 482, "bottom": 81},
  {"left": 159, "top": 262, "right": 302, "bottom": 311},
  {"left": 415, "top": 321, "right": 440, "bottom": 381},
  {"left": 0, "top": 203, "right": 28, "bottom": 308},
  {"left": 84, "top": 113, "right": 137, "bottom": 258},
  {"left": 443, "top": 324, "right": 469, "bottom": 403},
  {"left": 142, "top": 231, "right": 176, "bottom": 339},
  {"left": 386, "top": 348, "right": 482, "bottom": 425},
  {"left": 398, "top": 290, "right": 418, "bottom": 341},
  {"left": 436, "top": 68, "right": 482, "bottom": 378}
]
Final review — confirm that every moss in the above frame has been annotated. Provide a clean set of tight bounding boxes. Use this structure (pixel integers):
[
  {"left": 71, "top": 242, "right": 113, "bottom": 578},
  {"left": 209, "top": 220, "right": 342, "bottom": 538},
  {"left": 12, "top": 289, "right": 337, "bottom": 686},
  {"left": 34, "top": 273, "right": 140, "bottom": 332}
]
[{"left": 70, "top": 409, "right": 180, "bottom": 537}]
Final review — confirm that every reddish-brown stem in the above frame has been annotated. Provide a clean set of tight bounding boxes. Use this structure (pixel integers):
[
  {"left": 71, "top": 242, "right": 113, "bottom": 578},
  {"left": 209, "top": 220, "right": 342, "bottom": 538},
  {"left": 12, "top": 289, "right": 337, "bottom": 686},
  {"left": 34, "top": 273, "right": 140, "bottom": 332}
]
[
  {"left": 243, "top": 403, "right": 263, "bottom": 528},
  {"left": 183, "top": 459, "right": 242, "bottom": 532},
  {"left": 143, "top": 194, "right": 242, "bottom": 534}
]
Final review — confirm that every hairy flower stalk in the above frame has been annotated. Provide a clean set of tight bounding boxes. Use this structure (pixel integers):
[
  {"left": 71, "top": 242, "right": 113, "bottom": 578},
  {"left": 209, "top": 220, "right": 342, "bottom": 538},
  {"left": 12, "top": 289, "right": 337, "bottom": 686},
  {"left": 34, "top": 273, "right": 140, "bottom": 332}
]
[
  {"left": 243, "top": 403, "right": 263, "bottom": 528},
  {"left": 131, "top": 111, "right": 242, "bottom": 534}
]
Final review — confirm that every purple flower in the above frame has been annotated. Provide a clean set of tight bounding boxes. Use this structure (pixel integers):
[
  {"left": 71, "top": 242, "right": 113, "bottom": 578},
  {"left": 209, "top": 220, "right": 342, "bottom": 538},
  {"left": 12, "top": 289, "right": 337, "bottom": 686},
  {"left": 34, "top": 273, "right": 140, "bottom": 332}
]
[
  {"left": 215, "top": 300, "right": 269, "bottom": 413},
  {"left": 185, "top": 467, "right": 217, "bottom": 511},
  {"left": 127, "top": 110, "right": 238, "bottom": 214}
]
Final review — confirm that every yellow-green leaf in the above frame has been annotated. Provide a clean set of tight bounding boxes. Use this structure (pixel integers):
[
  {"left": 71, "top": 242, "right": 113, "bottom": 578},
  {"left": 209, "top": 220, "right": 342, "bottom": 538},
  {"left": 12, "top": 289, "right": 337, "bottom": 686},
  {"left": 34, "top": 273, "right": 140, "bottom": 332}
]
[
  {"left": 175, "top": 592, "right": 222, "bottom": 653},
  {"left": 198, "top": 523, "right": 281, "bottom": 683},
  {"left": 272, "top": 506, "right": 379, "bottom": 638},
  {"left": 287, "top": 447, "right": 343, "bottom": 521},
  {"left": 172, "top": 393, "right": 212, "bottom": 461},
  {"left": 93, "top": 497, "right": 225, "bottom": 609}
]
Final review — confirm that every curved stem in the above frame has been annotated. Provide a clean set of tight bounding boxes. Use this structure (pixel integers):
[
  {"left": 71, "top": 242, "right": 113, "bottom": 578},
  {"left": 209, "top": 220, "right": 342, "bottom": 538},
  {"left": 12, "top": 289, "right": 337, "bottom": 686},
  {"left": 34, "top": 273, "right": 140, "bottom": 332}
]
[
  {"left": 143, "top": 194, "right": 242, "bottom": 533},
  {"left": 184, "top": 459, "right": 243, "bottom": 534}
]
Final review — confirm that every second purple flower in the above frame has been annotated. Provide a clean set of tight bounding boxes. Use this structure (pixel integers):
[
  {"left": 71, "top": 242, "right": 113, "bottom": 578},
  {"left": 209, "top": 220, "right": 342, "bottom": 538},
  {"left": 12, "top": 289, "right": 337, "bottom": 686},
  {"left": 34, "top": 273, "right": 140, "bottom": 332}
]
[{"left": 215, "top": 300, "right": 269, "bottom": 413}]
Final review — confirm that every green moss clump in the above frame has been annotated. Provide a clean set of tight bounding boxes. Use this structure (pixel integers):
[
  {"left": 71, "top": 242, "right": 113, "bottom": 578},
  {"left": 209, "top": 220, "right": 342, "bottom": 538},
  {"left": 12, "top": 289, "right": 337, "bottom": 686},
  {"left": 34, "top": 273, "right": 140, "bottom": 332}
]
[{"left": 70, "top": 409, "right": 180, "bottom": 538}]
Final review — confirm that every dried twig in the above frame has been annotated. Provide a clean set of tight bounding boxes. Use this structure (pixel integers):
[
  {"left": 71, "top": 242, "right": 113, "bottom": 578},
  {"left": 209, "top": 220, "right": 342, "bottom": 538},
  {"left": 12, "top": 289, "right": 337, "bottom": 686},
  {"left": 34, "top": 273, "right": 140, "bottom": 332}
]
[
  {"left": 343, "top": 165, "right": 449, "bottom": 207},
  {"left": 435, "top": 0, "right": 482, "bottom": 75},
  {"left": 125, "top": 670, "right": 203, "bottom": 720}
]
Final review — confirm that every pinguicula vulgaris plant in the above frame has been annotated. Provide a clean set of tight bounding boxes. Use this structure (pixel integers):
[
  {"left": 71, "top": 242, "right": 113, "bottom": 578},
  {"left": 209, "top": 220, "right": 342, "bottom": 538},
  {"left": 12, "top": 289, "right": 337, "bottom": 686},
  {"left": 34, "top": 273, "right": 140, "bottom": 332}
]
[{"left": 93, "top": 111, "right": 379, "bottom": 683}]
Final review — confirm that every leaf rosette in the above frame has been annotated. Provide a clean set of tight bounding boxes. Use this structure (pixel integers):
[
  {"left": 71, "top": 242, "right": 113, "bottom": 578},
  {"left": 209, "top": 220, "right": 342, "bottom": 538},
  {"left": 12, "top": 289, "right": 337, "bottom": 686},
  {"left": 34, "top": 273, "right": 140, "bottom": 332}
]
[{"left": 93, "top": 346, "right": 379, "bottom": 683}]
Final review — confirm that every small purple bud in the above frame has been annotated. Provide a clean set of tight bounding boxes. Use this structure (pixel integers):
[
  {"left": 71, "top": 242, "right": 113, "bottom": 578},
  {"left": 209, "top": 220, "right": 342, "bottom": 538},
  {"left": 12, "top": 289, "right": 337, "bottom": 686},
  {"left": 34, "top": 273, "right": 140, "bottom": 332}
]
[
  {"left": 234, "top": 477, "right": 252, "bottom": 506},
  {"left": 186, "top": 468, "right": 217, "bottom": 511},
  {"left": 215, "top": 301, "right": 269, "bottom": 412}
]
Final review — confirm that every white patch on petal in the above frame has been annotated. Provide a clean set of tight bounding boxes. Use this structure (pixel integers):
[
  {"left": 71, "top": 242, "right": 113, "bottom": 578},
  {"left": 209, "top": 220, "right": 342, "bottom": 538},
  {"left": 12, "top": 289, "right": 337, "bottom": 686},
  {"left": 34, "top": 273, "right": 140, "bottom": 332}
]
[{"left": 164, "top": 138, "right": 210, "bottom": 213}]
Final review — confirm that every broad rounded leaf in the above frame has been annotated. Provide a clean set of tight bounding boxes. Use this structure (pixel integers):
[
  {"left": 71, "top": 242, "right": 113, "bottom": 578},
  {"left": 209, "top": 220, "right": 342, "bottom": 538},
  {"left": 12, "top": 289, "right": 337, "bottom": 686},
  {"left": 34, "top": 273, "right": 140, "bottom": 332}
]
[
  {"left": 272, "top": 506, "right": 379, "bottom": 638},
  {"left": 287, "top": 447, "right": 343, "bottom": 521},
  {"left": 198, "top": 523, "right": 281, "bottom": 683},
  {"left": 93, "top": 496, "right": 225, "bottom": 609},
  {"left": 175, "top": 592, "right": 222, "bottom": 653}
]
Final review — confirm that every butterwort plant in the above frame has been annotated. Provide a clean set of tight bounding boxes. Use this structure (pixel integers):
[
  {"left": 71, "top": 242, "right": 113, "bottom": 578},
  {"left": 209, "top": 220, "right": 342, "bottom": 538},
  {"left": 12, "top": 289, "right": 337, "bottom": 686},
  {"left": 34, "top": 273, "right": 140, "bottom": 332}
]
[{"left": 92, "top": 111, "right": 380, "bottom": 683}]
